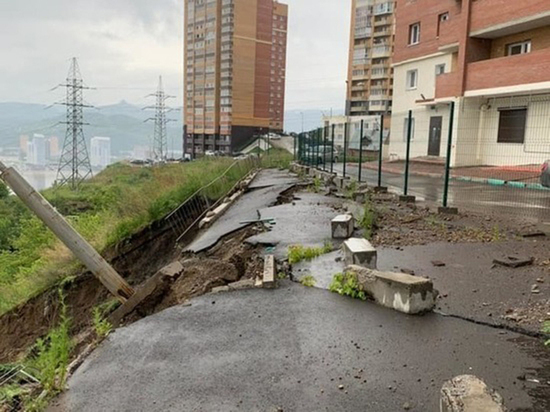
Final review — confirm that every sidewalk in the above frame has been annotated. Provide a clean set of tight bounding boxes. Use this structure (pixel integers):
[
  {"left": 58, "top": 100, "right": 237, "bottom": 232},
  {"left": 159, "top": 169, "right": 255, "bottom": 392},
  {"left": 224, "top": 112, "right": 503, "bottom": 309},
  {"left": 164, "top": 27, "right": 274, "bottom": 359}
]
[{"left": 361, "top": 160, "right": 548, "bottom": 190}]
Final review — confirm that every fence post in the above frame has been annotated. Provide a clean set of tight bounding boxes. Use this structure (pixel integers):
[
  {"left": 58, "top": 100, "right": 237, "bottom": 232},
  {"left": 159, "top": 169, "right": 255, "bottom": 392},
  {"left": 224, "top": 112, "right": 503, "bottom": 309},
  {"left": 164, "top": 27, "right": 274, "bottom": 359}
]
[
  {"left": 343, "top": 121, "right": 348, "bottom": 178},
  {"left": 323, "top": 125, "right": 327, "bottom": 171},
  {"left": 377, "top": 114, "right": 385, "bottom": 189},
  {"left": 403, "top": 110, "right": 413, "bottom": 198},
  {"left": 331, "top": 123, "right": 335, "bottom": 174},
  {"left": 294, "top": 134, "right": 297, "bottom": 161},
  {"left": 441, "top": 101, "right": 457, "bottom": 213},
  {"left": 358, "top": 119, "right": 364, "bottom": 182},
  {"left": 316, "top": 128, "right": 321, "bottom": 169}
]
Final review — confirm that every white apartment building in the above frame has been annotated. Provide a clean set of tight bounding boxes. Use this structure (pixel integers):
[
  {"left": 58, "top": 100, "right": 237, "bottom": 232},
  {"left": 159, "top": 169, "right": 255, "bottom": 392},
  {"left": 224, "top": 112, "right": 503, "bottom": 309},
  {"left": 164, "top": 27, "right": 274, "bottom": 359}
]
[{"left": 90, "top": 137, "right": 111, "bottom": 168}]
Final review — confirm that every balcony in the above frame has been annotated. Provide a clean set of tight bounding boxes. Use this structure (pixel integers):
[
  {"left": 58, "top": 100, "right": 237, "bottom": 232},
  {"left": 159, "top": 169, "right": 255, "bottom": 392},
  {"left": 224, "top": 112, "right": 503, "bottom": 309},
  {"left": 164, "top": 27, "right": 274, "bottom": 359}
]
[
  {"left": 372, "top": 46, "right": 391, "bottom": 58},
  {"left": 354, "top": 27, "right": 372, "bottom": 40},
  {"left": 465, "top": 48, "right": 550, "bottom": 95},
  {"left": 437, "top": 18, "right": 461, "bottom": 48},
  {"left": 435, "top": 71, "right": 461, "bottom": 99},
  {"left": 470, "top": 0, "right": 550, "bottom": 38},
  {"left": 371, "top": 69, "right": 389, "bottom": 80}
]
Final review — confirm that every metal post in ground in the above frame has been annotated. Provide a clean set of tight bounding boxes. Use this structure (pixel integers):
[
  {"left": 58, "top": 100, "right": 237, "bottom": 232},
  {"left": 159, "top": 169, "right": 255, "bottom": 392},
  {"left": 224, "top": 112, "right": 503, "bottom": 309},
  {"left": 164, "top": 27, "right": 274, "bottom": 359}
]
[
  {"left": 375, "top": 114, "right": 387, "bottom": 193},
  {"left": 331, "top": 123, "right": 335, "bottom": 174},
  {"left": 440, "top": 101, "right": 458, "bottom": 214},
  {"left": 323, "top": 125, "right": 328, "bottom": 171},
  {"left": 294, "top": 134, "right": 297, "bottom": 161},
  {"left": 358, "top": 119, "right": 364, "bottom": 182},
  {"left": 400, "top": 110, "right": 416, "bottom": 203},
  {"left": 316, "top": 128, "right": 321, "bottom": 169},
  {"left": 343, "top": 121, "right": 348, "bottom": 179},
  {"left": 0, "top": 161, "right": 134, "bottom": 302}
]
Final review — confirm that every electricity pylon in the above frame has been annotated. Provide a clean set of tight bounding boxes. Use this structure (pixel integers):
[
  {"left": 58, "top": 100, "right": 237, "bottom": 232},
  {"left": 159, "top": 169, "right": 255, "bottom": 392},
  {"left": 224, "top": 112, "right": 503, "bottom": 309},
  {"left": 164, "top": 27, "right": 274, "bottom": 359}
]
[
  {"left": 144, "top": 76, "right": 175, "bottom": 162},
  {"left": 55, "top": 58, "right": 93, "bottom": 190}
]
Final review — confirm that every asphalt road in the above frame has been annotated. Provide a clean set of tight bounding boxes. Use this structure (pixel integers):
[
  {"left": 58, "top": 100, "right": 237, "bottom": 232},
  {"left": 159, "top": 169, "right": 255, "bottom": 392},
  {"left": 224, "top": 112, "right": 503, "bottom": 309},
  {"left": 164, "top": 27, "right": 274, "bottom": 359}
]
[
  {"left": 50, "top": 283, "right": 549, "bottom": 412},
  {"left": 329, "top": 163, "right": 550, "bottom": 223}
]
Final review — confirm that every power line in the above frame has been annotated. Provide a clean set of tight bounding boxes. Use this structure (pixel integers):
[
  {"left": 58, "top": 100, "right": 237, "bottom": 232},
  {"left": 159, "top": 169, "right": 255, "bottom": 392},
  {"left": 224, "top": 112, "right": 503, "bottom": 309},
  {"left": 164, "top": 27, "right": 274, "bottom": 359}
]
[{"left": 55, "top": 57, "right": 93, "bottom": 190}]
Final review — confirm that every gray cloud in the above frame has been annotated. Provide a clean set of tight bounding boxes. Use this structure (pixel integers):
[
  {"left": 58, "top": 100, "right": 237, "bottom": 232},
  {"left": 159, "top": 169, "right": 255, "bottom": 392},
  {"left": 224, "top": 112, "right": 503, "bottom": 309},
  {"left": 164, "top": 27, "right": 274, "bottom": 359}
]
[{"left": 0, "top": 0, "right": 350, "bottom": 127}]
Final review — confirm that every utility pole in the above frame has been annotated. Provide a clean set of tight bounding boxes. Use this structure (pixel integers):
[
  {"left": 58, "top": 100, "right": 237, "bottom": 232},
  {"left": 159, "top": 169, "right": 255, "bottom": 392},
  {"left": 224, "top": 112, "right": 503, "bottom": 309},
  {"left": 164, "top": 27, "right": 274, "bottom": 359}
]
[
  {"left": 145, "top": 76, "right": 175, "bottom": 162},
  {"left": 0, "top": 161, "right": 134, "bottom": 302},
  {"left": 55, "top": 58, "right": 93, "bottom": 190}
]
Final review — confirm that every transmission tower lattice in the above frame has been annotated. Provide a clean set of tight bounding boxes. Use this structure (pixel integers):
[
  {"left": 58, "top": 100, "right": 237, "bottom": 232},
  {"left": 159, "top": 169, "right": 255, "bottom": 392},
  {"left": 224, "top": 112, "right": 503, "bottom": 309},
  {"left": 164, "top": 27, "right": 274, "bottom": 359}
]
[
  {"left": 55, "top": 57, "right": 93, "bottom": 190},
  {"left": 145, "top": 76, "right": 175, "bottom": 162}
]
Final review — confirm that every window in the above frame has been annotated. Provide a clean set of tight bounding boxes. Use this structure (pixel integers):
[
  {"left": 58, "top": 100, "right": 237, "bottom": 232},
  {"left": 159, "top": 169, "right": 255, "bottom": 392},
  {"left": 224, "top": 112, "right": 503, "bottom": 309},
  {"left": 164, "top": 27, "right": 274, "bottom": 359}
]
[
  {"left": 406, "top": 69, "right": 418, "bottom": 89},
  {"left": 507, "top": 40, "right": 531, "bottom": 56},
  {"left": 435, "top": 64, "right": 446, "bottom": 76},
  {"left": 403, "top": 117, "right": 416, "bottom": 142},
  {"left": 409, "top": 23, "right": 421, "bottom": 45},
  {"left": 497, "top": 108, "right": 527, "bottom": 144}
]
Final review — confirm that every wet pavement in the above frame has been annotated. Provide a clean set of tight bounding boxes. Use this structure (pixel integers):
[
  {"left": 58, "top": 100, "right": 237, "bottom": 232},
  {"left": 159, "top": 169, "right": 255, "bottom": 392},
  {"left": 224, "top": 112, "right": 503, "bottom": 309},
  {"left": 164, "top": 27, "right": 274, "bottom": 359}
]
[
  {"left": 50, "top": 169, "right": 550, "bottom": 412},
  {"left": 50, "top": 283, "right": 550, "bottom": 412},
  {"left": 332, "top": 163, "right": 550, "bottom": 223}
]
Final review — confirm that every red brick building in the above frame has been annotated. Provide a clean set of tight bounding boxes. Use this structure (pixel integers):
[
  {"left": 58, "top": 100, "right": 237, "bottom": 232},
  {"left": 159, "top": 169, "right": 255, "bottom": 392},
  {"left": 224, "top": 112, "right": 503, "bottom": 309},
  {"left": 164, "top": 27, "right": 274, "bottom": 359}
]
[{"left": 389, "top": 0, "right": 550, "bottom": 167}]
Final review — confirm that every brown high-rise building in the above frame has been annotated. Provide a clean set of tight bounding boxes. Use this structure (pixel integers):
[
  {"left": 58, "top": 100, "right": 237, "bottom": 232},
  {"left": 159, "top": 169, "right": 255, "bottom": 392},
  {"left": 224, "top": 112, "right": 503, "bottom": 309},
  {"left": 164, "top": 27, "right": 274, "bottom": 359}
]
[
  {"left": 184, "top": 0, "right": 288, "bottom": 157},
  {"left": 346, "top": 0, "right": 395, "bottom": 117}
]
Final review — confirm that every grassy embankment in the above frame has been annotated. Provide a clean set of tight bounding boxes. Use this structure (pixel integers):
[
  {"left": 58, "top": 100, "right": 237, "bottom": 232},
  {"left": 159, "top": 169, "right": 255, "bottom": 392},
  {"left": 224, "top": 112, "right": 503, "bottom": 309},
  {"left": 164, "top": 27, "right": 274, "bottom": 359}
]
[{"left": 0, "top": 151, "right": 291, "bottom": 316}]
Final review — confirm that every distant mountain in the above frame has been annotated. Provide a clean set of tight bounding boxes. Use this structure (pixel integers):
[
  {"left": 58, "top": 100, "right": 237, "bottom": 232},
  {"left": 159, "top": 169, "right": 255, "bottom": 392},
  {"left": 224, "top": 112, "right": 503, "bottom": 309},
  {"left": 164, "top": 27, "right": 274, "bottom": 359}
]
[{"left": 0, "top": 101, "right": 183, "bottom": 154}]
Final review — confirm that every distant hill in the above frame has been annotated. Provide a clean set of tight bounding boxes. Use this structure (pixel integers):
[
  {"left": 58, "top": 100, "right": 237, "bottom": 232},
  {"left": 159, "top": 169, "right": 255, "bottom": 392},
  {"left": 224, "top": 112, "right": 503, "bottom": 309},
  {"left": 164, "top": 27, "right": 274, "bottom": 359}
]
[{"left": 0, "top": 101, "right": 183, "bottom": 154}]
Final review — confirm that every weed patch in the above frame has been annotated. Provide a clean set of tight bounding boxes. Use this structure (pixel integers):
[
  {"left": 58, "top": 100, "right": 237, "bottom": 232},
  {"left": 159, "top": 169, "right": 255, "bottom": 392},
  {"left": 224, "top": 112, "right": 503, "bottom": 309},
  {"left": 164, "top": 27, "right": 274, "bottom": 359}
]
[
  {"left": 359, "top": 200, "right": 377, "bottom": 239},
  {"left": 287, "top": 241, "right": 333, "bottom": 264},
  {"left": 300, "top": 275, "right": 316, "bottom": 287},
  {"left": 329, "top": 272, "right": 367, "bottom": 300}
]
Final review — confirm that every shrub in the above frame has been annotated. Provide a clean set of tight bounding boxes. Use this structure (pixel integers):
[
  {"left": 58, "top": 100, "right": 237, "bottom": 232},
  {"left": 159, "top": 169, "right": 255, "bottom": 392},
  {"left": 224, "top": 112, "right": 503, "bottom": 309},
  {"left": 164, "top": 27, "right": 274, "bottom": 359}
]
[{"left": 300, "top": 275, "right": 316, "bottom": 287}]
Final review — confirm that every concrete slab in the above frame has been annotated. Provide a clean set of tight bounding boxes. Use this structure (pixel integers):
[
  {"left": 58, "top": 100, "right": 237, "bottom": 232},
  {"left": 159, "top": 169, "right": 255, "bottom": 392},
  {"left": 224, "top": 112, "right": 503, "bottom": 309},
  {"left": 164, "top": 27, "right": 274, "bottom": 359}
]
[
  {"left": 346, "top": 265, "right": 437, "bottom": 315},
  {"left": 332, "top": 214, "right": 354, "bottom": 239},
  {"left": 343, "top": 238, "right": 377, "bottom": 268},
  {"left": 246, "top": 192, "right": 345, "bottom": 260},
  {"left": 263, "top": 255, "right": 276, "bottom": 288},
  {"left": 51, "top": 282, "right": 550, "bottom": 412},
  {"left": 186, "top": 170, "right": 299, "bottom": 253},
  {"left": 440, "top": 375, "right": 505, "bottom": 412}
]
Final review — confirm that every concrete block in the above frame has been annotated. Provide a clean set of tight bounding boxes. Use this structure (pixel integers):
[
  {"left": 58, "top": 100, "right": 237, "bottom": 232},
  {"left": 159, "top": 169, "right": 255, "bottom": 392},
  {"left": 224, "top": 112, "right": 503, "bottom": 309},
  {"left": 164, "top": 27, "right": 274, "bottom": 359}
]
[
  {"left": 343, "top": 238, "right": 377, "bottom": 268},
  {"left": 346, "top": 265, "right": 437, "bottom": 314},
  {"left": 438, "top": 206, "right": 458, "bottom": 215},
  {"left": 334, "top": 176, "right": 344, "bottom": 189},
  {"left": 332, "top": 214, "right": 354, "bottom": 239},
  {"left": 263, "top": 255, "right": 276, "bottom": 289},
  {"left": 373, "top": 186, "right": 388, "bottom": 193},
  {"left": 440, "top": 375, "right": 505, "bottom": 412},
  {"left": 228, "top": 279, "right": 256, "bottom": 290},
  {"left": 399, "top": 195, "right": 416, "bottom": 203}
]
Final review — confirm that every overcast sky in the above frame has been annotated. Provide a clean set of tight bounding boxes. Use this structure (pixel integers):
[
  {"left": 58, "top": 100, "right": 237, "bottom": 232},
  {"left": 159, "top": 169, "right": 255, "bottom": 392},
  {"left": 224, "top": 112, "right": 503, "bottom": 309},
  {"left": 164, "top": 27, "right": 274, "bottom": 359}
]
[{"left": 0, "top": 0, "right": 350, "bottom": 124}]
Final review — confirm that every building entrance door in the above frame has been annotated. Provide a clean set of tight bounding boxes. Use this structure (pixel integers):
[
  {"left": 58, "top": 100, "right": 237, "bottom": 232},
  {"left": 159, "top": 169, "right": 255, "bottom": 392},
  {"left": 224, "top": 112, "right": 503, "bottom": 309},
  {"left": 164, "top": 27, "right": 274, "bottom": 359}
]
[{"left": 428, "top": 116, "right": 442, "bottom": 157}]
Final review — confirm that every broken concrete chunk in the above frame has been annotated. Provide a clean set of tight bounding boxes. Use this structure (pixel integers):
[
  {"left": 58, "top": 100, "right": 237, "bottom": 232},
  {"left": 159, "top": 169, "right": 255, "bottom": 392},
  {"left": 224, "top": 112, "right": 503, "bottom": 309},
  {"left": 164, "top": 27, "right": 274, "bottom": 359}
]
[
  {"left": 440, "top": 375, "right": 505, "bottom": 412},
  {"left": 228, "top": 279, "right": 256, "bottom": 291},
  {"left": 431, "top": 260, "right": 446, "bottom": 267},
  {"left": 345, "top": 265, "right": 437, "bottom": 314},
  {"left": 343, "top": 238, "right": 377, "bottom": 268},
  {"left": 332, "top": 214, "right": 355, "bottom": 239},
  {"left": 263, "top": 255, "right": 276, "bottom": 289},
  {"left": 493, "top": 256, "right": 533, "bottom": 268}
]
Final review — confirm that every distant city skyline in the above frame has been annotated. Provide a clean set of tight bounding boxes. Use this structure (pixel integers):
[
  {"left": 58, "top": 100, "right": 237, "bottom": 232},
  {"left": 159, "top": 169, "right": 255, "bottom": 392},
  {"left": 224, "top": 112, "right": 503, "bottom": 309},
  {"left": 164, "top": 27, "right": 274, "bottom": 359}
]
[{"left": 0, "top": 0, "right": 350, "bottom": 130}]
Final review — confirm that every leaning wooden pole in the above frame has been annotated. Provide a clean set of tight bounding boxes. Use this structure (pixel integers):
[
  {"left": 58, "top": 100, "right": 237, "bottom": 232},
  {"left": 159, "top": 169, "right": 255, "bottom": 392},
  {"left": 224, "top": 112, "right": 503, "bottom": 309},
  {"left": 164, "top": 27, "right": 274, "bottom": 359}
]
[{"left": 0, "top": 161, "right": 134, "bottom": 302}]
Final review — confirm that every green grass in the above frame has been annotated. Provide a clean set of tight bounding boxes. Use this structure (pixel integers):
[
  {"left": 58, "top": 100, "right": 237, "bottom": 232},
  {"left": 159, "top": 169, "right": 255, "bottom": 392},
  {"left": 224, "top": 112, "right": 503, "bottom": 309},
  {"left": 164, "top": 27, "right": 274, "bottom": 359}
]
[
  {"left": 300, "top": 275, "right": 316, "bottom": 287},
  {"left": 329, "top": 272, "right": 368, "bottom": 300},
  {"left": 287, "top": 241, "right": 333, "bottom": 265},
  {"left": 359, "top": 200, "right": 377, "bottom": 239},
  {"left": 25, "top": 290, "right": 72, "bottom": 394},
  {"left": 0, "top": 158, "right": 258, "bottom": 316}
]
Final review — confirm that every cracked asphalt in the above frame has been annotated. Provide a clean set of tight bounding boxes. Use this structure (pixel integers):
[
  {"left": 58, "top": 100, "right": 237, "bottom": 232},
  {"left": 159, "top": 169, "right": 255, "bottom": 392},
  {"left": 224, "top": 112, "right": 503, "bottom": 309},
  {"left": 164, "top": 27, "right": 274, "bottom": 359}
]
[{"left": 49, "top": 169, "right": 550, "bottom": 412}]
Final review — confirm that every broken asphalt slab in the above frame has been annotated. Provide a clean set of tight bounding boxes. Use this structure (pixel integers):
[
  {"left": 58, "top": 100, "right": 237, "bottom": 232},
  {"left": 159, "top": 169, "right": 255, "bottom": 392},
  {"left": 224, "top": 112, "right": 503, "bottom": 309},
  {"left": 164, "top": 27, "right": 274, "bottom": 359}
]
[
  {"left": 185, "top": 170, "right": 299, "bottom": 253},
  {"left": 49, "top": 282, "right": 550, "bottom": 412},
  {"left": 246, "top": 192, "right": 346, "bottom": 260}
]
